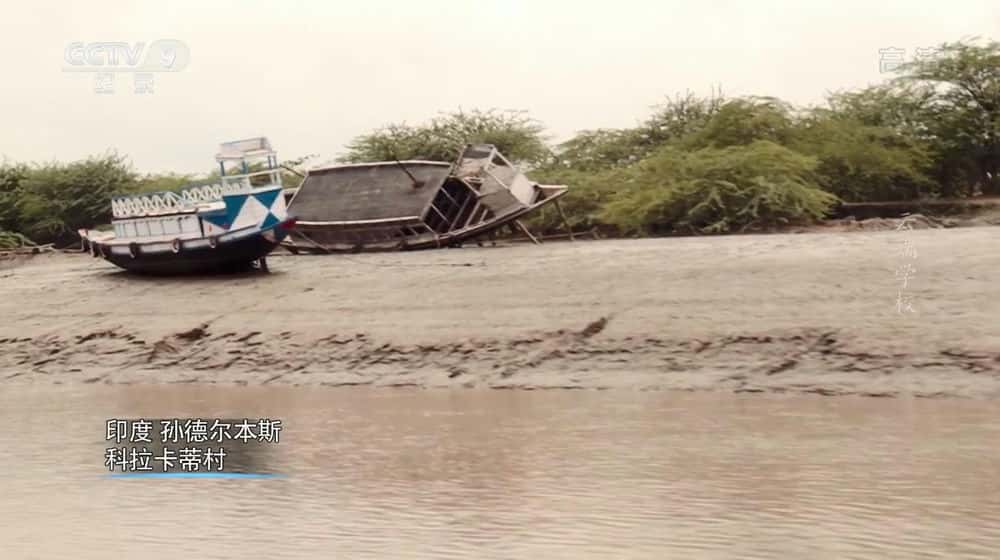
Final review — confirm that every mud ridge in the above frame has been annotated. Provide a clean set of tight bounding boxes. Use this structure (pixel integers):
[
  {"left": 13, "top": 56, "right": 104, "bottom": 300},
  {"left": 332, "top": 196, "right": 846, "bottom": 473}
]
[{"left": 1, "top": 322, "right": 998, "bottom": 397}]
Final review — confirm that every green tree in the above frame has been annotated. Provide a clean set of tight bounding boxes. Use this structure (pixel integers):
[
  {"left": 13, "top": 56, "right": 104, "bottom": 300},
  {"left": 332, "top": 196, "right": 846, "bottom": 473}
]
[
  {"left": 0, "top": 160, "right": 29, "bottom": 233},
  {"left": 549, "top": 90, "right": 727, "bottom": 172},
  {"left": 896, "top": 39, "right": 1000, "bottom": 194},
  {"left": 792, "top": 113, "right": 934, "bottom": 201},
  {"left": 824, "top": 84, "right": 934, "bottom": 134},
  {"left": 548, "top": 128, "right": 648, "bottom": 171},
  {"left": 677, "top": 97, "right": 796, "bottom": 150},
  {"left": 340, "top": 108, "right": 551, "bottom": 165},
  {"left": 15, "top": 153, "right": 137, "bottom": 244},
  {"left": 134, "top": 172, "right": 198, "bottom": 194},
  {"left": 642, "top": 89, "right": 726, "bottom": 147},
  {"left": 599, "top": 141, "right": 838, "bottom": 234},
  {"left": 530, "top": 165, "right": 624, "bottom": 232}
]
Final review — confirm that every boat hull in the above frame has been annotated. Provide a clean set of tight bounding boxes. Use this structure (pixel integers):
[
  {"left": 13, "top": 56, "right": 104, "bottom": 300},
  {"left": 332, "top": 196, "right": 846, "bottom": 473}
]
[
  {"left": 85, "top": 221, "right": 293, "bottom": 275},
  {"left": 290, "top": 188, "right": 568, "bottom": 253}
]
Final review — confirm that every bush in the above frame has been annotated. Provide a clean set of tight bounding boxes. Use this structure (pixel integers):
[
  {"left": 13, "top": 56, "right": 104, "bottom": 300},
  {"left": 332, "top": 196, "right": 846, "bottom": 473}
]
[
  {"left": 0, "top": 161, "right": 29, "bottom": 233},
  {"left": 0, "top": 230, "right": 37, "bottom": 250},
  {"left": 549, "top": 129, "right": 649, "bottom": 171},
  {"left": 599, "top": 141, "right": 838, "bottom": 234},
  {"left": 546, "top": 91, "right": 726, "bottom": 173},
  {"left": 133, "top": 172, "right": 199, "bottom": 194},
  {"left": 792, "top": 115, "right": 934, "bottom": 201},
  {"left": 677, "top": 97, "right": 797, "bottom": 150},
  {"left": 340, "top": 108, "right": 551, "bottom": 166},
  {"left": 527, "top": 166, "right": 622, "bottom": 233},
  {"left": 642, "top": 90, "right": 726, "bottom": 147},
  {"left": 14, "top": 153, "right": 137, "bottom": 245}
]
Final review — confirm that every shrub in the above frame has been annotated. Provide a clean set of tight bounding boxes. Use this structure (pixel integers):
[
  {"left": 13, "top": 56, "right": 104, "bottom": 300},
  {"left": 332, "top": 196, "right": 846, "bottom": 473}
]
[
  {"left": 14, "top": 153, "right": 136, "bottom": 244},
  {"left": 599, "top": 141, "right": 838, "bottom": 234},
  {"left": 340, "top": 108, "right": 551, "bottom": 166}
]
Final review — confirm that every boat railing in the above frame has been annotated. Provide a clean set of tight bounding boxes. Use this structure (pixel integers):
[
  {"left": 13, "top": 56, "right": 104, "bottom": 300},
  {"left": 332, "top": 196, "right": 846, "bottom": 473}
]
[
  {"left": 221, "top": 168, "right": 283, "bottom": 185},
  {"left": 111, "top": 180, "right": 267, "bottom": 219},
  {"left": 180, "top": 183, "right": 224, "bottom": 204},
  {"left": 182, "top": 180, "right": 270, "bottom": 200},
  {"left": 111, "top": 191, "right": 194, "bottom": 219}
]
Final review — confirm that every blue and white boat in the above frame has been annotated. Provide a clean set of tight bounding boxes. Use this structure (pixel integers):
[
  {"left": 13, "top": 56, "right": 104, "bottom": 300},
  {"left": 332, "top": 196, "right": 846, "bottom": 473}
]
[{"left": 80, "top": 137, "right": 296, "bottom": 274}]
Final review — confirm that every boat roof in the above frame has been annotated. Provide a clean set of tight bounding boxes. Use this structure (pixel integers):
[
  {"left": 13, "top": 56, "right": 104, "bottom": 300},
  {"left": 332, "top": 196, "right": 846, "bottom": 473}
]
[
  {"left": 215, "top": 137, "right": 275, "bottom": 161},
  {"left": 289, "top": 161, "right": 452, "bottom": 223},
  {"left": 308, "top": 160, "right": 450, "bottom": 172}
]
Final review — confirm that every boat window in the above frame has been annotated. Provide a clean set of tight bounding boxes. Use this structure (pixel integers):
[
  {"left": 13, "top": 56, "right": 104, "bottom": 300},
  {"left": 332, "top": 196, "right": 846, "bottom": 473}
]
[{"left": 249, "top": 172, "right": 272, "bottom": 187}]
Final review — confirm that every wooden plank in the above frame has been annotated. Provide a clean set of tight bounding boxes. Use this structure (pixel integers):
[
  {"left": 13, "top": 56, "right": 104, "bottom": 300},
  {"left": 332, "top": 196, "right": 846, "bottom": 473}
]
[
  {"left": 514, "top": 220, "right": 541, "bottom": 245},
  {"left": 553, "top": 198, "right": 576, "bottom": 241}
]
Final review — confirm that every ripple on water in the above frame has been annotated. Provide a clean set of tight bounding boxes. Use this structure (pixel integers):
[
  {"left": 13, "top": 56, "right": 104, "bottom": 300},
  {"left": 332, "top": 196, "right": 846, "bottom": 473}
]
[{"left": 0, "top": 387, "right": 998, "bottom": 559}]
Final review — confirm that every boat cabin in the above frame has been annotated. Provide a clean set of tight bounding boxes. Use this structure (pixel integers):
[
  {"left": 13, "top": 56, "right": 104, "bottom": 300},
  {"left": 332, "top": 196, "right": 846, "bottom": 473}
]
[{"left": 106, "top": 137, "right": 288, "bottom": 245}]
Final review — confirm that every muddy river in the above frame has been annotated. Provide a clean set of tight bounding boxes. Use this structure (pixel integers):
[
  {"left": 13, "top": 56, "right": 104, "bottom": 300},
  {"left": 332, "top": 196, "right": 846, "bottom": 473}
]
[{"left": 2, "top": 386, "right": 999, "bottom": 558}]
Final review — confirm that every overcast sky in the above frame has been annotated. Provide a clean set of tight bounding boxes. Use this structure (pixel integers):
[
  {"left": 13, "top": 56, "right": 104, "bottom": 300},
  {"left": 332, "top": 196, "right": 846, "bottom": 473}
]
[{"left": 1, "top": 0, "right": 997, "bottom": 174}]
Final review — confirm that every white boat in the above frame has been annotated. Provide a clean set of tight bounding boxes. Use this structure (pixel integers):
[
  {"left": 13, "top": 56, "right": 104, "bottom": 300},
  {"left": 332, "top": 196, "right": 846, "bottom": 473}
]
[{"left": 79, "top": 137, "right": 296, "bottom": 274}]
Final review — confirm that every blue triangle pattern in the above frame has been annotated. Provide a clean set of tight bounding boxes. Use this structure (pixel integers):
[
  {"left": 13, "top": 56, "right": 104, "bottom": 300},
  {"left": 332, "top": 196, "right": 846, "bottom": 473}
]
[
  {"left": 224, "top": 194, "right": 248, "bottom": 226},
  {"left": 204, "top": 215, "right": 229, "bottom": 229},
  {"left": 261, "top": 212, "right": 280, "bottom": 230},
  {"left": 254, "top": 189, "right": 281, "bottom": 210}
]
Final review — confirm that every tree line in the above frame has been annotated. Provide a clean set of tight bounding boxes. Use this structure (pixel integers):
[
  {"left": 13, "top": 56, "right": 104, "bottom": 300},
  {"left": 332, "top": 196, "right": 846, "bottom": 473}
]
[{"left": 2, "top": 38, "right": 997, "bottom": 248}]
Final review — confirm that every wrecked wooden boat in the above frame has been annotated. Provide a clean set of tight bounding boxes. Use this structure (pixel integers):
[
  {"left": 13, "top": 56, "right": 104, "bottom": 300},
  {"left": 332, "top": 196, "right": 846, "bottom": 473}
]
[
  {"left": 79, "top": 137, "right": 296, "bottom": 274},
  {"left": 285, "top": 144, "right": 568, "bottom": 252}
]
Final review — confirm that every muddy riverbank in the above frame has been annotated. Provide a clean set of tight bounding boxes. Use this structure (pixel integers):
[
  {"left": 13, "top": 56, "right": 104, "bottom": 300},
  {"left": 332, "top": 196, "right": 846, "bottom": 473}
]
[{"left": 1, "top": 227, "right": 997, "bottom": 397}]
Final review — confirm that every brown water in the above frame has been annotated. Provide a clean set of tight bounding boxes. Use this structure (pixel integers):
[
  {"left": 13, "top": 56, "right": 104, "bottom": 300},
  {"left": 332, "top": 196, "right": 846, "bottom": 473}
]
[{"left": 2, "top": 386, "right": 999, "bottom": 559}]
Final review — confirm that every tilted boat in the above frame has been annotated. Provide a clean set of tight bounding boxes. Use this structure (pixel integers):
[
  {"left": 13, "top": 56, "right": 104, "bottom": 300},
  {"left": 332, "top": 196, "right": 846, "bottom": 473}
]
[
  {"left": 285, "top": 144, "right": 568, "bottom": 252},
  {"left": 79, "top": 137, "right": 296, "bottom": 274}
]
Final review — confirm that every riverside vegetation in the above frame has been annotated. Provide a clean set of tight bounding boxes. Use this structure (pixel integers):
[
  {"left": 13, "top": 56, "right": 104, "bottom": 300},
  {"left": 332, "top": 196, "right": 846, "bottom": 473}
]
[{"left": 2, "top": 39, "right": 998, "bottom": 249}]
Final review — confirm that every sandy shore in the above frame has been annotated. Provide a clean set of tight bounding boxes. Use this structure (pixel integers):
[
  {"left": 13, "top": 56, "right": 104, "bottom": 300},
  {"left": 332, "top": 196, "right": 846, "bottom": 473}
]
[{"left": 1, "top": 227, "right": 998, "bottom": 397}]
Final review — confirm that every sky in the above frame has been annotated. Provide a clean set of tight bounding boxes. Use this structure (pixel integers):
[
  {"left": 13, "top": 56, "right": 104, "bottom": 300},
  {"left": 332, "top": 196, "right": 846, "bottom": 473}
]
[{"left": 1, "top": 0, "right": 998, "bottom": 174}]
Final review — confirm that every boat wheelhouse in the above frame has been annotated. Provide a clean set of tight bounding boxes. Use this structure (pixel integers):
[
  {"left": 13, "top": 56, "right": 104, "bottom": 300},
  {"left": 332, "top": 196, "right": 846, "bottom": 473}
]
[
  {"left": 80, "top": 137, "right": 296, "bottom": 274},
  {"left": 286, "top": 144, "right": 569, "bottom": 252}
]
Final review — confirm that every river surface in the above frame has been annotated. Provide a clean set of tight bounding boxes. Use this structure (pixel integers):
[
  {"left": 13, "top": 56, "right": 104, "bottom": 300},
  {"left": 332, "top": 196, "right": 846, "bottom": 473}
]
[{"left": 2, "top": 386, "right": 999, "bottom": 559}]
